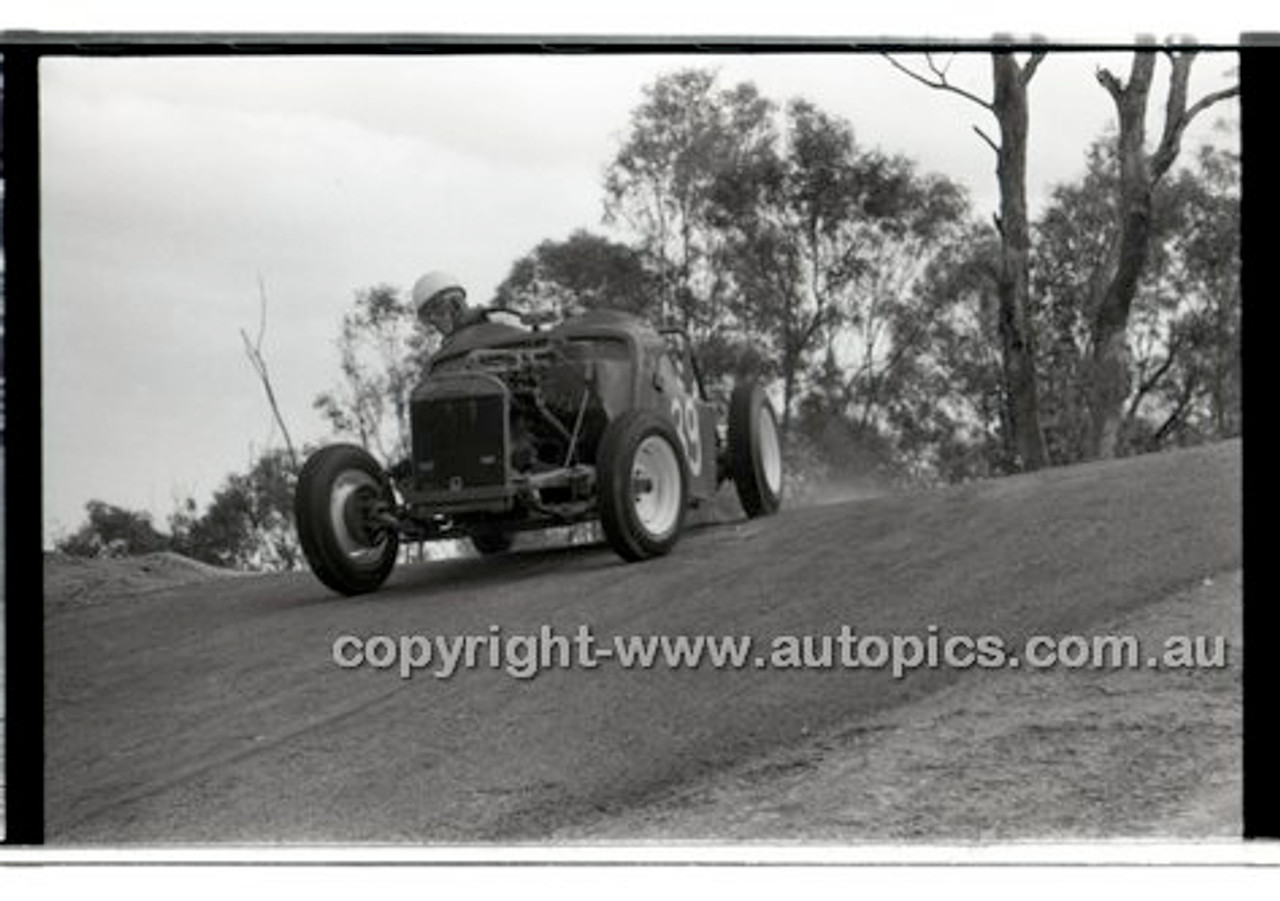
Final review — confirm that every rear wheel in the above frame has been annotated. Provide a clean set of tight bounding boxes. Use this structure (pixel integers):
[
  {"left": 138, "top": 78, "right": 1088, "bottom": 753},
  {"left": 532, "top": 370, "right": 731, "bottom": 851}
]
[
  {"left": 728, "top": 380, "right": 783, "bottom": 517},
  {"left": 295, "top": 444, "right": 400, "bottom": 596},
  {"left": 598, "top": 410, "right": 689, "bottom": 561}
]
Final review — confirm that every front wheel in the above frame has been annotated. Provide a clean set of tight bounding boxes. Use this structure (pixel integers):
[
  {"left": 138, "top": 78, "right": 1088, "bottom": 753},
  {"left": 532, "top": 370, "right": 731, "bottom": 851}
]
[
  {"left": 295, "top": 444, "right": 400, "bottom": 596},
  {"left": 728, "top": 380, "right": 783, "bottom": 517},
  {"left": 598, "top": 410, "right": 689, "bottom": 561}
]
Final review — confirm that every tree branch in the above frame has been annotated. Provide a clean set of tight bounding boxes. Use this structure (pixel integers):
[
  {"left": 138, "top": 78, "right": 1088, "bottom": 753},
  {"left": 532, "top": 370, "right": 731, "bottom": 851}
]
[
  {"left": 883, "top": 53, "right": 993, "bottom": 111},
  {"left": 800, "top": 305, "right": 827, "bottom": 349},
  {"left": 925, "top": 52, "right": 951, "bottom": 81},
  {"left": 255, "top": 273, "right": 268, "bottom": 350},
  {"left": 1020, "top": 51, "right": 1046, "bottom": 86},
  {"left": 1149, "top": 50, "right": 1238, "bottom": 181},
  {"left": 1095, "top": 66, "right": 1125, "bottom": 102},
  {"left": 1183, "top": 84, "right": 1240, "bottom": 126},
  {"left": 1151, "top": 375, "right": 1200, "bottom": 447},
  {"left": 1149, "top": 51, "right": 1195, "bottom": 179},
  {"left": 972, "top": 124, "right": 1000, "bottom": 156},
  {"left": 1125, "top": 333, "right": 1182, "bottom": 423}
]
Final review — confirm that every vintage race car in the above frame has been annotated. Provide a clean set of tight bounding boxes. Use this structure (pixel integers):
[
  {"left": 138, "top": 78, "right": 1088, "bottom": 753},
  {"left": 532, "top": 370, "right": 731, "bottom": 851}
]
[{"left": 295, "top": 307, "right": 782, "bottom": 595}]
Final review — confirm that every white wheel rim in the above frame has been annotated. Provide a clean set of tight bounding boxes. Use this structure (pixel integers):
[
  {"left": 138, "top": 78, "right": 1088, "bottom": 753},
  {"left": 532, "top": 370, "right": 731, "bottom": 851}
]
[
  {"left": 631, "top": 435, "right": 682, "bottom": 539},
  {"left": 758, "top": 405, "right": 783, "bottom": 496},
  {"left": 329, "top": 469, "right": 388, "bottom": 564}
]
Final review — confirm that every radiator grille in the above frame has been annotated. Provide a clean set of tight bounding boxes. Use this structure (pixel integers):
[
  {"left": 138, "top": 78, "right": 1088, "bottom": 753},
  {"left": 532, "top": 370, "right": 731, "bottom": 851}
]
[{"left": 412, "top": 393, "right": 507, "bottom": 491}]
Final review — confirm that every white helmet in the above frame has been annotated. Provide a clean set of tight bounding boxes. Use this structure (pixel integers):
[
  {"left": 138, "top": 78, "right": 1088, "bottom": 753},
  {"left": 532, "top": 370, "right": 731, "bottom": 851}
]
[{"left": 411, "top": 271, "right": 467, "bottom": 317}]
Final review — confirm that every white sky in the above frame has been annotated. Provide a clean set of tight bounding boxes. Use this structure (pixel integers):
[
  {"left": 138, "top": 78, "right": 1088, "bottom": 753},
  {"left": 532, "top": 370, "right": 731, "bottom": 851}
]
[{"left": 36, "top": 42, "right": 1240, "bottom": 546}]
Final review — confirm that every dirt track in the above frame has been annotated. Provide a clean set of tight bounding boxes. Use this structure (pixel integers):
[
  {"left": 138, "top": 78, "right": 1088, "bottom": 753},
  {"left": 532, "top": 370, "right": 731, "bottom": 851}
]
[
  {"left": 553, "top": 570, "right": 1241, "bottom": 841},
  {"left": 44, "top": 440, "right": 1242, "bottom": 843}
]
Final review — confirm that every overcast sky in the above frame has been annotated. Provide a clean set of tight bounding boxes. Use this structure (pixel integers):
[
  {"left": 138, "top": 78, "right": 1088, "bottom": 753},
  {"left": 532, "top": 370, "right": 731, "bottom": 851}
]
[{"left": 38, "top": 49, "right": 1239, "bottom": 544}]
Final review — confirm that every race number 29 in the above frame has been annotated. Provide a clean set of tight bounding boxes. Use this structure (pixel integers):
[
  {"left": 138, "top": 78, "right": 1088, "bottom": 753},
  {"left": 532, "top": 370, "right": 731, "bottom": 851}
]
[{"left": 670, "top": 395, "right": 702, "bottom": 477}]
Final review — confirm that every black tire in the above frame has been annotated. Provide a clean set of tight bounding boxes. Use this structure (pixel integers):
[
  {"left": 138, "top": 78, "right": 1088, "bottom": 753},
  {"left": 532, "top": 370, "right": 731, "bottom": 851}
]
[
  {"left": 470, "top": 530, "right": 515, "bottom": 556},
  {"left": 295, "top": 444, "right": 400, "bottom": 596},
  {"left": 597, "top": 410, "right": 689, "bottom": 561},
  {"left": 728, "top": 380, "right": 783, "bottom": 517}
]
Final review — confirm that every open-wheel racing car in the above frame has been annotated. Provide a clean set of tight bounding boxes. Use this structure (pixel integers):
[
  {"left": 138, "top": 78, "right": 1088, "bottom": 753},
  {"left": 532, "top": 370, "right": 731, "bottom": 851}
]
[{"left": 295, "top": 307, "right": 783, "bottom": 595}]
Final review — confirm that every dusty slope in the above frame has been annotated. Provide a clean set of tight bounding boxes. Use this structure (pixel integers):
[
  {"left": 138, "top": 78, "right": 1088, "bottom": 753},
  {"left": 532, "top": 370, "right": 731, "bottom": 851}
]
[
  {"left": 44, "top": 440, "right": 1241, "bottom": 842},
  {"left": 554, "top": 570, "right": 1241, "bottom": 841}
]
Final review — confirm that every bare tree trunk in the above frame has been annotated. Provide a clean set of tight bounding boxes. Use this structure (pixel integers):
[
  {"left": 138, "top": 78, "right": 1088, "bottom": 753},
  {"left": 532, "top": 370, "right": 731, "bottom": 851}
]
[
  {"left": 991, "top": 52, "right": 1050, "bottom": 471},
  {"left": 884, "top": 49, "right": 1049, "bottom": 471},
  {"left": 1087, "top": 53, "right": 1156, "bottom": 459},
  {"left": 241, "top": 278, "right": 300, "bottom": 472},
  {"left": 1088, "top": 47, "right": 1238, "bottom": 459}
]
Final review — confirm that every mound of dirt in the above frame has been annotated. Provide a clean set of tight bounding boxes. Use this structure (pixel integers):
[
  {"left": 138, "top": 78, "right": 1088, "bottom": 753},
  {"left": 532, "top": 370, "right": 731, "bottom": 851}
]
[{"left": 44, "top": 550, "right": 246, "bottom": 614}]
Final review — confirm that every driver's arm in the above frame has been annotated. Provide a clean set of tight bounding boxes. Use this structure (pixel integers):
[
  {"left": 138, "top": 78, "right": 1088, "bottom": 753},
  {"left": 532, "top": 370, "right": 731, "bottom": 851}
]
[{"left": 458, "top": 307, "right": 490, "bottom": 329}]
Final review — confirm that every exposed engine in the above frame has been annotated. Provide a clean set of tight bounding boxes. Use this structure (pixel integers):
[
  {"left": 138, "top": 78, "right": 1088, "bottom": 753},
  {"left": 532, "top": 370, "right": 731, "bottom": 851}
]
[
  {"left": 401, "top": 340, "right": 615, "bottom": 525},
  {"left": 460, "top": 344, "right": 608, "bottom": 475}
]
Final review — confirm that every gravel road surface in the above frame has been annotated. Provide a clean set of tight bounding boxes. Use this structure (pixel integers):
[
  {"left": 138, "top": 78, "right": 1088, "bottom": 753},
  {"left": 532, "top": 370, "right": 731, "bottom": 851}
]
[{"left": 45, "top": 440, "right": 1241, "bottom": 842}]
